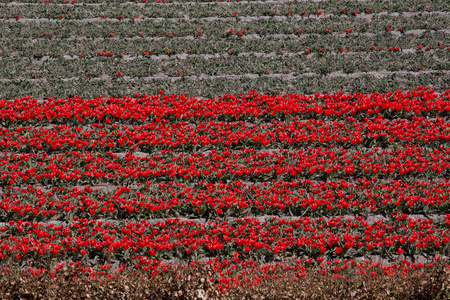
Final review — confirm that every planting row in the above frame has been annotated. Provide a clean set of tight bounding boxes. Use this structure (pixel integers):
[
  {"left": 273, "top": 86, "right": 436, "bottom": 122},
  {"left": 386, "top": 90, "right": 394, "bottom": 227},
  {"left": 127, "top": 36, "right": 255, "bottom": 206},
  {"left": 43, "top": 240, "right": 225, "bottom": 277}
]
[
  {"left": 1, "top": 145, "right": 449, "bottom": 186},
  {"left": 1, "top": 88, "right": 449, "bottom": 125},
  {"left": 1, "top": 14, "right": 448, "bottom": 38},
  {"left": 2, "top": 12, "right": 448, "bottom": 24},
  {"left": 5, "top": 30, "right": 448, "bottom": 58},
  {"left": 1, "top": 175, "right": 450, "bottom": 221},
  {"left": 0, "top": 0, "right": 447, "bottom": 8},
  {"left": 1, "top": 116, "right": 450, "bottom": 153},
  {"left": 2, "top": 71, "right": 449, "bottom": 100},
  {"left": 4, "top": 50, "right": 449, "bottom": 80},
  {"left": 2, "top": 0, "right": 448, "bottom": 19},
  {"left": 1, "top": 215, "right": 450, "bottom": 267},
  {"left": 6, "top": 255, "right": 448, "bottom": 297},
  {"left": 5, "top": 257, "right": 450, "bottom": 298}
]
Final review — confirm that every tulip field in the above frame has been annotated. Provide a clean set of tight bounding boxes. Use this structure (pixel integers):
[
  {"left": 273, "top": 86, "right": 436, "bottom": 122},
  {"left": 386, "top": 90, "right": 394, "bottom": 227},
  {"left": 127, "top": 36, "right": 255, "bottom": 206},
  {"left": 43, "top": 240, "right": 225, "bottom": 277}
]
[{"left": 0, "top": 0, "right": 450, "bottom": 299}]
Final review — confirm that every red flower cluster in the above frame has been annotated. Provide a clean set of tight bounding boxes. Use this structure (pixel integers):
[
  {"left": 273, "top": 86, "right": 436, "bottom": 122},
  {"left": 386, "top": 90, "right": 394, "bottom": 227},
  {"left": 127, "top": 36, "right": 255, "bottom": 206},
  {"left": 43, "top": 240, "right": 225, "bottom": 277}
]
[
  {"left": 2, "top": 88, "right": 450, "bottom": 291},
  {"left": 1, "top": 88, "right": 449, "bottom": 125},
  {"left": 1, "top": 115, "right": 449, "bottom": 152},
  {"left": 1, "top": 216, "right": 449, "bottom": 268}
]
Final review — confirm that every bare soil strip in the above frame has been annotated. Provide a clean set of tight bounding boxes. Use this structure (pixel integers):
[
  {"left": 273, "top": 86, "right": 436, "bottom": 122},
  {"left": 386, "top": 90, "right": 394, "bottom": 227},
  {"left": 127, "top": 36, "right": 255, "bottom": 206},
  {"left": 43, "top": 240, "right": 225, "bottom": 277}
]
[
  {"left": 3, "top": 47, "right": 439, "bottom": 62},
  {"left": 0, "top": 214, "right": 444, "bottom": 228},
  {"left": 1, "top": 70, "right": 447, "bottom": 83},
  {"left": 2, "top": 29, "right": 447, "bottom": 42},
  {"left": 0, "top": 11, "right": 447, "bottom": 23},
  {"left": 0, "top": 0, "right": 394, "bottom": 6}
]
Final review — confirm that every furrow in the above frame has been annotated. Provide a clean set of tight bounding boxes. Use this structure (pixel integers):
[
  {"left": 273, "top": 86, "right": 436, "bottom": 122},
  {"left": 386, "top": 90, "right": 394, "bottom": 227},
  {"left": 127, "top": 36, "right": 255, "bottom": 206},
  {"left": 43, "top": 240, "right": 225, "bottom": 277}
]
[
  {"left": 1, "top": 70, "right": 448, "bottom": 83},
  {"left": 0, "top": 11, "right": 447, "bottom": 22},
  {"left": 0, "top": 214, "right": 444, "bottom": 228},
  {"left": 0, "top": 0, "right": 330, "bottom": 6},
  {"left": 2, "top": 29, "right": 449, "bottom": 42},
  {"left": 0, "top": 47, "right": 442, "bottom": 62}
]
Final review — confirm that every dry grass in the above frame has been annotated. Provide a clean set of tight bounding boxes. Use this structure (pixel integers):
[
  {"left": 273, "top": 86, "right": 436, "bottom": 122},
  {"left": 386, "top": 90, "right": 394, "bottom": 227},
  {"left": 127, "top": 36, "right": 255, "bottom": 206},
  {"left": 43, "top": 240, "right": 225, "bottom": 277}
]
[{"left": 1, "top": 262, "right": 449, "bottom": 300}]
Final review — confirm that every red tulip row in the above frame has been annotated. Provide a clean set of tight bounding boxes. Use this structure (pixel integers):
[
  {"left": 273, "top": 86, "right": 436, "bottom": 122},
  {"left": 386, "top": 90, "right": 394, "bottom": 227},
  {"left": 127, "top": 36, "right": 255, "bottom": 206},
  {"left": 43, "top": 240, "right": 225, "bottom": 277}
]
[
  {"left": 2, "top": 175, "right": 450, "bottom": 221},
  {"left": 1, "top": 87, "right": 449, "bottom": 125},
  {"left": 1, "top": 215, "right": 450, "bottom": 266},
  {"left": 1, "top": 145, "right": 449, "bottom": 188},
  {"left": 1, "top": 115, "right": 449, "bottom": 152}
]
